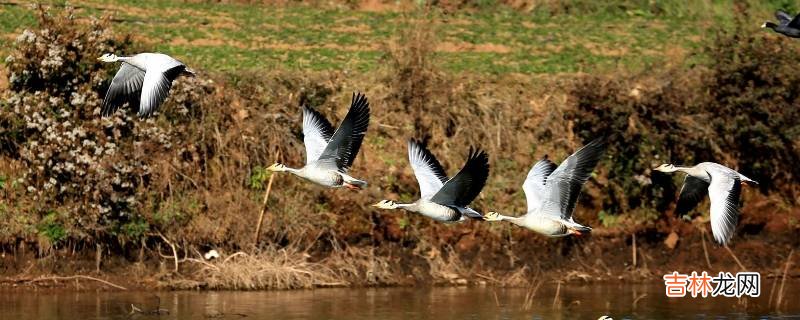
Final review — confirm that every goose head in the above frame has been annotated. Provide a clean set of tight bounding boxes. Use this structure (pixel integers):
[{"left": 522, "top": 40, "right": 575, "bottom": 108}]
[
  {"left": 372, "top": 200, "right": 400, "bottom": 210},
  {"left": 762, "top": 21, "right": 778, "bottom": 29},
  {"left": 267, "top": 163, "right": 288, "bottom": 172},
  {"left": 653, "top": 163, "right": 677, "bottom": 173},
  {"left": 483, "top": 211, "right": 503, "bottom": 221},
  {"left": 97, "top": 53, "right": 119, "bottom": 62}
]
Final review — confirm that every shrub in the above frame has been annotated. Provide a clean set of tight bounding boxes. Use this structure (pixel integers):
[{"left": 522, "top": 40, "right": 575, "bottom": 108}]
[
  {"left": 701, "top": 13, "right": 800, "bottom": 199},
  {"left": 567, "top": 9, "right": 800, "bottom": 217},
  {"left": 567, "top": 70, "right": 704, "bottom": 215},
  {"left": 0, "top": 6, "right": 219, "bottom": 244}
]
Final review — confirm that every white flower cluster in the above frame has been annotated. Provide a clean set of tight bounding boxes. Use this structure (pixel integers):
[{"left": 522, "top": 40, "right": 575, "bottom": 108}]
[{"left": 16, "top": 29, "right": 36, "bottom": 43}]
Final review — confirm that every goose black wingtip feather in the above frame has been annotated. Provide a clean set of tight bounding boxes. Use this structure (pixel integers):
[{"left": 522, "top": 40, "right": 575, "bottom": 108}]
[
  {"left": 428, "top": 146, "right": 490, "bottom": 208},
  {"left": 351, "top": 91, "right": 369, "bottom": 110}
]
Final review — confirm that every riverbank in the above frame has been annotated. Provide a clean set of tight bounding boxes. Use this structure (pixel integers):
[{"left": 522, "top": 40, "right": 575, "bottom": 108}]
[
  {"left": 2, "top": 197, "right": 798, "bottom": 291},
  {"left": 1, "top": 3, "right": 799, "bottom": 292}
]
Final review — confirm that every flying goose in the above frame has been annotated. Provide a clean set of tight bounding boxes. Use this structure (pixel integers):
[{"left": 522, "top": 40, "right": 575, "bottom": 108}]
[
  {"left": 372, "top": 139, "right": 489, "bottom": 223},
  {"left": 483, "top": 139, "right": 606, "bottom": 237},
  {"left": 98, "top": 53, "right": 195, "bottom": 118},
  {"left": 268, "top": 93, "right": 370, "bottom": 190},
  {"left": 762, "top": 10, "right": 800, "bottom": 38},
  {"left": 654, "top": 162, "right": 757, "bottom": 245}
]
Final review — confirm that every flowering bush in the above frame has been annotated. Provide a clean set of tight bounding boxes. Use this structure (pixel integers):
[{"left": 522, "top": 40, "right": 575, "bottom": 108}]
[{"left": 0, "top": 7, "right": 214, "bottom": 243}]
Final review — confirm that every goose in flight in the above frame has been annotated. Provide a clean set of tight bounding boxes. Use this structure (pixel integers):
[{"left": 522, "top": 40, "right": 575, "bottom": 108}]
[
  {"left": 268, "top": 93, "right": 370, "bottom": 190},
  {"left": 762, "top": 10, "right": 800, "bottom": 38},
  {"left": 98, "top": 53, "right": 195, "bottom": 118},
  {"left": 372, "top": 139, "right": 489, "bottom": 223},
  {"left": 654, "top": 162, "right": 757, "bottom": 245},
  {"left": 483, "top": 139, "right": 606, "bottom": 237}
]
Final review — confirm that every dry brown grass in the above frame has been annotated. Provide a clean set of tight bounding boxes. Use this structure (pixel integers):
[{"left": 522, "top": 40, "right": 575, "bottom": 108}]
[{"left": 175, "top": 247, "right": 344, "bottom": 290}]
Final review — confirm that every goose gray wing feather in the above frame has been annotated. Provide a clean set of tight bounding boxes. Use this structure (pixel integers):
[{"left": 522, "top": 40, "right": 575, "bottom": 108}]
[
  {"left": 302, "top": 106, "right": 335, "bottom": 164},
  {"left": 408, "top": 139, "right": 448, "bottom": 200},
  {"left": 675, "top": 175, "right": 710, "bottom": 217},
  {"left": 138, "top": 64, "right": 186, "bottom": 118},
  {"left": 522, "top": 156, "right": 557, "bottom": 213},
  {"left": 102, "top": 63, "right": 145, "bottom": 117},
  {"left": 317, "top": 92, "right": 370, "bottom": 172},
  {"left": 708, "top": 171, "right": 741, "bottom": 245},
  {"left": 776, "top": 10, "right": 793, "bottom": 24},
  {"left": 543, "top": 138, "right": 606, "bottom": 219},
  {"left": 430, "top": 147, "right": 489, "bottom": 208}
]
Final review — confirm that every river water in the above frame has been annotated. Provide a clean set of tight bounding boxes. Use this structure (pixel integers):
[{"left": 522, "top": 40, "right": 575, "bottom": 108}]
[{"left": 1, "top": 281, "right": 797, "bottom": 319}]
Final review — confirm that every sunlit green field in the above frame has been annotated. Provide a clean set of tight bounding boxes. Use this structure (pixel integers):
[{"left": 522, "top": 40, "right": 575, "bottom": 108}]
[{"left": 0, "top": 1, "right": 790, "bottom": 74}]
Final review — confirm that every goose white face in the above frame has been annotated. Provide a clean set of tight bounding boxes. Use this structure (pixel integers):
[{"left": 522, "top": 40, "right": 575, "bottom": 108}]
[
  {"left": 483, "top": 212, "right": 502, "bottom": 221},
  {"left": 267, "top": 163, "right": 287, "bottom": 172},
  {"left": 97, "top": 53, "right": 118, "bottom": 62},
  {"left": 653, "top": 164, "right": 675, "bottom": 172},
  {"left": 372, "top": 200, "right": 398, "bottom": 209}
]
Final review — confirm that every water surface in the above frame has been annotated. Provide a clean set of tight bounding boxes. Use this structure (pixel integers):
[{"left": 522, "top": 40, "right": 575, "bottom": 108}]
[{"left": 1, "top": 281, "right": 798, "bottom": 319}]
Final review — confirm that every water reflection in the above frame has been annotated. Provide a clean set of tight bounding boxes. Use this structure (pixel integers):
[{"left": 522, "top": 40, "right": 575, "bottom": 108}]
[{"left": 0, "top": 282, "right": 797, "bottom": 319}]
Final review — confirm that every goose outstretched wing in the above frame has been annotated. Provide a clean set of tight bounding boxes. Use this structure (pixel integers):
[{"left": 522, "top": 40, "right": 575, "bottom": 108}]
[
  {"left": 708, "top": 172, "right": 741, "bottom": 245},
  {"left": 302, "top": 106, "right": 335, "bottom": 164},
  {"left": 408, "top": 139, "right": 448, "bottom": 200},
  {"left": 675, "top": 175, "right": 710, "bottom": 217},
  {"left": 787, "top": 12, "right": 800, "bottom": 29},
  {"left": 776, "top": 10, "right": 793, "bottom": 25},
  {"left": 102, "top": 63, "right": 145, "bottom": 117},
  {"left": 543, "top": 138, "right": 606, "bottom": 219},
  {"left": 430, "top": 147, "right": 489, "bottom": 208},
  {"left": 317, "top": 93, "right": 370, "bottom": 172},
  {"left": 522, "top": 156, "right": 557, "bottom": 213}
]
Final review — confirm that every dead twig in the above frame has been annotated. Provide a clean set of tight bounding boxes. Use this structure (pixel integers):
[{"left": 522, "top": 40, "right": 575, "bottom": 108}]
[
  {"left": 701, "top": 230, "right": 712, "bottom": 269},
  {"left": 129, "top": 303, "right": 169, "bottom": 316},
  {"left": 775, "top": 250, "right": 793, "bottom": 310},
  {"left": 523, "top": 281, "right": 543, "bottom": 311},
  {"left": 723, "top": 245, "right": 746, "bottom": 271},
  {"left": 633, "top": 293, "right": 647, "bottom": 309},
  {"left": 767, "top": 273, "right": 778, "bottom": 309},
  {"left": 2, "top": 275, "right": 127, "bottom": 290},
  {"left": 223, "top": 252, "right": 249, "bottom": 264},
  {"left": 632, "top": 232, "right": 637, "bottom": 268},
  {"left": 474, "top": 273, "right": 500, "bottom": 284},
  {"left": 185, "top": 258, "right": 220, "bottom": 272},
  {"left": 168, "top": 163, "right": 199, "bottom": 189},
  {"left": 552, "top": 281, "right": 562, "bottom": 309},
  {"left": 157, "top": 231, "right": 180, "bottom": 274},
  {"left": 254, "top": 150, "right": 280, "bottom": 247}
]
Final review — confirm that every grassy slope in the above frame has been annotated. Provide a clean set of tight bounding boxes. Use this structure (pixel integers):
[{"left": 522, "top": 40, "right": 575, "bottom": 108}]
[{"left": 2, "top": 1, "right": 784, "bottom": 75}]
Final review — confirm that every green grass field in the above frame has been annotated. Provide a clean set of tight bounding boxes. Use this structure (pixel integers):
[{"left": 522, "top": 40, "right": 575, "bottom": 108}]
[{"left": 0, "top": 1, "right": 790, "bottom": 74}]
